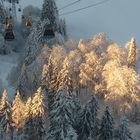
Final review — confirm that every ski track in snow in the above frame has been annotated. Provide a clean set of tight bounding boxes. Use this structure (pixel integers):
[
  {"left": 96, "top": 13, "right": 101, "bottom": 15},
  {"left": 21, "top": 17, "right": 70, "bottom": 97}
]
[{"left": 0, "top": 52, "right": 19, "bottom": 99}]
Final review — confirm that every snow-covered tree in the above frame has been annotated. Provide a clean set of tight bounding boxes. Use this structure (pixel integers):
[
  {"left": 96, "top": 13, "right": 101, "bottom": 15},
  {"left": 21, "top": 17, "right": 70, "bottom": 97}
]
[
  {"left": 125, "top": 38, "right": 137, "bottom": 69},
  {"left": 130, "top": 103, "right": 140, "bottom": 123},
  {"left": 72, "top": 96, "right": 82, "bottom": 130},
  {"left": 22, "top": 114, "right": 34, "bottom": 140},
  {"left": 67, "top": 50, "right": 82, "bottom": 94},
  {"left": 103, "top": 63, "right": 140, "bottom": 116},
  {"left": 22, "top": 97, "right": 34, "bottom": 140},
  {"left": 77, "top": 33, "right": 110, "bottom": 55},
  {"left": 0, "top": 90, "right": 13, "bottom": 139},
  {"left": 31, "top": 87, "right": 46, "bottom": 140},
  {"left": 11, "top": 91, "right": 26, "bottom": 131},
  {"left": 47, "top": 90, "right": 77, "bottom": 140},
  {"left": 79, "top": 51, "right": 102, "bottom": 91},
  {"left": 59, "top": 18, "right": 67, "bottom": 39},
  {"left": 77, "top": 95, "right": 99, "bottom": 140},
  {"left": 24, "top": 17, "right": 49, "bottom": 66},
  {"left": 17, "top": 63, "right": 29, "bottom": 98},
  {"left": 23, "top": 88, "right": 46, "bottom": 140},
  {"left": 99, "top": 106, "right": 114, "bottom": 140},
  {"left": 24, "top": 97, "right": 32, "bottom": 120},
  {"left": 106, "top": 43, "right": 126, "bottom": 65},
  {"left": 57, "top": 57, "right": 73, "bottom": 95},
  {"left": 0, "top": 2, "right": 6, "bottom": 24},
  {"left": 41, "top": 0, "right": 59, "bottom": 31},
  {"left": 41, "top": 46, "right": 66, "bottom": 111},
  {"left": 41, "top": 56, "right": 59, "bottom": 112},
  {"left": 42, "top": 46, "right": 66, "bottom": 90},
  {"left": 31, "top": 87, "right": 46, "bottom": 117},
  {"left": 116, "top": 117, "right": 133, "bottom": 140}
]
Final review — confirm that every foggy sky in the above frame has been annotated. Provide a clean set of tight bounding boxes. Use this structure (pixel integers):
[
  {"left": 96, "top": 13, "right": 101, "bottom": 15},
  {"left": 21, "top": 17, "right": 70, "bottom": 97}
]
[{"left": 21, "top": 0, "right": 140, "bottom": 45}]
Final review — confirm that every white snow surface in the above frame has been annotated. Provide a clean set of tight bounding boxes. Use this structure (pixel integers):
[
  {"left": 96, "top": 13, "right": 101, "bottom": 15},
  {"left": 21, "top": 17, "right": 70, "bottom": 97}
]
[{"left": 0, "top": 52, "right": 19, "bottom": 99}]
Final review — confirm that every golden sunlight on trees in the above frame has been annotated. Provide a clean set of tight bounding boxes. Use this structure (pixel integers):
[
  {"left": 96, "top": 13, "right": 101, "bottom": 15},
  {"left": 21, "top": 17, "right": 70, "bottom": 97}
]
[
  {"left": 103, "top": 62, "right": 140, "bottom": 116},
  {"left": 79, "top": 51, "right": 102, "bottom": 91},
  {"left": 31, "top": 87, "right": 46, "bottom": 117},
  {"left": 11, "top": 91, "right": 26, "bottom": 131},
  {"left": 125, "top": 38, "right": 137, "bottom": 69},
  {"left": 106, "top": 43, "right": 127, "bottom": 64}
]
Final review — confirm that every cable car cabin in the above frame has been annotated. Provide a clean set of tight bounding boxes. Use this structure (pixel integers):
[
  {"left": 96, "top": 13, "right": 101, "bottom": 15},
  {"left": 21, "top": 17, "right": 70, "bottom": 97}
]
[
  {"left": 26, "top": 20, "right": 32, "bottom": 28},
  {"left": 18, "top": 8, "right": 21, "bottom": 12},
  {"left": 4, "top": 29, "right": 15, "bottom": 41},
  {"left": 6, "top": 23, "right": 13, "bottom": 30},
  {"left": 44, "top": 29, "right": 55, "bottom": 38}
]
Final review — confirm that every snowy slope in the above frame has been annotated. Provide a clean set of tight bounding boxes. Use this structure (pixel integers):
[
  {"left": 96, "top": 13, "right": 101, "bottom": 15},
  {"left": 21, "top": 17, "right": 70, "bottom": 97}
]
[{"left": 0, "top": 52, "right": 19, "bottom": 99}]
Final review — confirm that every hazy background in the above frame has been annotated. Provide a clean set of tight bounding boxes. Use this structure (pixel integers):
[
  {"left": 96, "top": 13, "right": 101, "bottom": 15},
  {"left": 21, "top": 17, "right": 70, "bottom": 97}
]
[{"left": 21, "top": 0, "right": 140, "bottom": 45}]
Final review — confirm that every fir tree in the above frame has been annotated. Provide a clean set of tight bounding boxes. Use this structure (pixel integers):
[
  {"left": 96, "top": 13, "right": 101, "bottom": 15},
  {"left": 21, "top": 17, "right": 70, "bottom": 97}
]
[
  {"left": 72, "top": 95, "right": 82, "bottom": 130},
  {"left": 116, "top": 117, "right": 133, "bottom": 140},
  {"left": 62, "top": 18, "right": 67, "bottom": 39},
  {"left": 47, "top": 90, "right": 77, "bottom": 140},
  {"left": 22, "top": 97, "right": 34, "bottom": 140},
  {"left": 57, "top": 57, "right": 73, "bottom": 95},
  {"left": 11, "top": 91, "right": 26, "bottom": 131},
  {"left": 77, "top": 95, "right": 99, "bottom": 140},
  {"left": 126, "top": 38, "right": 137, "bottom": 69},
  {"left": 87, "top": 95, "right": 99, "bottom": 139},
  {"left": 99, "top": 106, "right": 114, "bottom": 140},
  {"left": 41, "top": 58, "right": 57, "bottom": 112},
  {"left": 58, "top": 18, "right": 67, "bottom": 39},
  {"left": 24, "top": 18, "right": 48, "bottom": 66},
  {"left": 31, "top": 87, "right": 46, "bottom": 140},
  {"left": 0, "top": 90, "right": 13, "bottom": 140},
  {"left": 23, "top": 88, "right": 46, "bottom": 140},
  {"left": 41, "top": 0, "right": 59, "bottom": 31},
  {"left": 0, "top": 2, "right": 6, "bottom": 24}
]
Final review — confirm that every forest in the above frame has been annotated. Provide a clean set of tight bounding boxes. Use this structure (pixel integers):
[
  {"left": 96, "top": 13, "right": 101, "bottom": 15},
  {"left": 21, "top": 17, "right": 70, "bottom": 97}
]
[{"left": 0, "top": 0, "right": 140, "bottom": 140}]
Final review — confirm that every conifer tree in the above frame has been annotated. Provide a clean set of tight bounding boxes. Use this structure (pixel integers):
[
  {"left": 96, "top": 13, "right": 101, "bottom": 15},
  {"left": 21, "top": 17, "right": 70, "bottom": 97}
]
[
  {"left": 58, "top": 18, "right": 67, "bottom": 39},
  {"left": 77, "top": 95, "right": 99, "bottom": 140},
  {"left": 99, "top": 106, "right": 114, "bottom": 140},
  {"left": 116, "top": 117, "right": 133, "bottom": 140},
  {"left": 41, "top": 0, "right": 59, "bottom": 31},
  {"left": 57, "top": 57, "right": 73, "bottom": 95},
  {"left": 87, "top": 95, "right": 99, "bottom": 140},
  {"left": 11, "top": 91, "right": 26, "bottom": 131},
  {"left": 72, "top": 95, "right": 82, "bottom": 130},
  {"left": 126, "top": 38, "right": 137, "bottom": 69},
  {"left": 42, "top": 48, "right": 66, "bottom": 112},
  {"left": 41, "top": 57, "right": 58, "bottom": 112},
  {"left": 31, "top": 87, "right": 46, "bottom": 140},
  {"left": 22, "top": 97, "right": 34, "bottom": 140},
  {"left": 0, "top": 90, "right": 13, "bottom": 139},
  {"left": 62, "top": 18, "right": 67, "bottom": 39},
  {"left": 47, "top": 90, "right": 77, "bottom": 140},
  {"left": 23, "top": 88, "right": 46, "bottom": 140}
]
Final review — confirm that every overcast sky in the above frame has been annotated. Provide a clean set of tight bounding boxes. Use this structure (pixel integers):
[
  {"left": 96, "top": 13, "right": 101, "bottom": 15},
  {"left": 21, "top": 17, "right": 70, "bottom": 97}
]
[{"left": 21, "top": 0, "right": 140, "bottom": 46}]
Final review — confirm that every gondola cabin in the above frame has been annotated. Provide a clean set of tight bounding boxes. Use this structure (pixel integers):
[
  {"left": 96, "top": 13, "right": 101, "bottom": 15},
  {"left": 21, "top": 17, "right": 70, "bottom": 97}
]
[
  {"left": 4, "top": 20, "right": 15, "bottom": 41},
  {"left": 4, "top": 28, "right": 15, "bottom": 41},
  {"left": 18, "top": 8, "right": 21, "bottom": 12},
  {"left": 44, "top": 28, "right": 55, "bottom": 38},
  {"left": 6, "top": 22, "right": 13, "bottom": 30},
  {"left": 26, "top": 20, "right": 32, "bottom": 28}
]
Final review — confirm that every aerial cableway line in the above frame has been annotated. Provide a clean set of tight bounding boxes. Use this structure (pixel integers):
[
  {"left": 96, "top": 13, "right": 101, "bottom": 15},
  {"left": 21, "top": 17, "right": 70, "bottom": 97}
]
[{"left": 59, "top": 0, "right": 112, "bottom": 16}]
